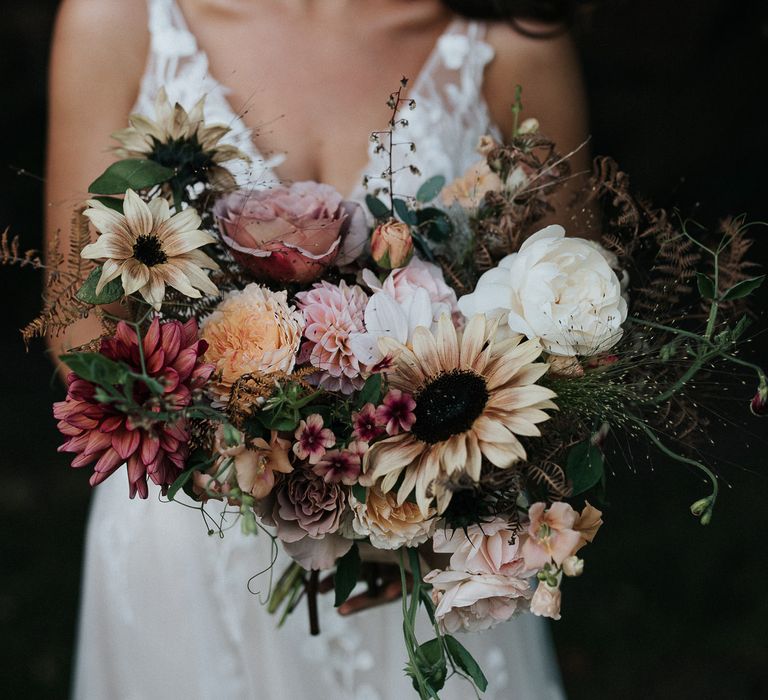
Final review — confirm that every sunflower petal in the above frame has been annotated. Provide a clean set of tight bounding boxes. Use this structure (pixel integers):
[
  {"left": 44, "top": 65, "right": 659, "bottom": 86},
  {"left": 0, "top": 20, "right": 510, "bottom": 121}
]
[{"left": 123, "top": 189, "right": 153, "bottom": 237}]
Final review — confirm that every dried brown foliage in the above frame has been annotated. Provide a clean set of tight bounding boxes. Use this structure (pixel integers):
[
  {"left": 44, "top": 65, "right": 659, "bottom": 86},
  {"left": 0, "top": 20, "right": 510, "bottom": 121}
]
[
  {"left": 1, "top": 228, "right": 43, "bottom": 269},
  {"left": 21, "top": 210, "right": 94, "bottom": 347}
]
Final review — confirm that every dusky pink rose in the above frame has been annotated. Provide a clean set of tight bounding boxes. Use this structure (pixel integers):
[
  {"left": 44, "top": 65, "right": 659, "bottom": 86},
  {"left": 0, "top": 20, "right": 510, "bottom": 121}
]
[
  {"left": 215, "top": 182, "right": 362, "bottom": 284},
  {"left": 433, "top": 518, "right": 534, "bottom": 577},
  {"left": 273, "top": 465, "right": 347, "bottom": 541},
  {"left": 424, "top": 569, "right": 532, "bottom": 633}
]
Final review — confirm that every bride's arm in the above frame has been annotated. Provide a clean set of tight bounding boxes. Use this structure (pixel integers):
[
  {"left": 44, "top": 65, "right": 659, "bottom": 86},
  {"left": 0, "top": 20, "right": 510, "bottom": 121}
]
[{"left": 44, "top": 0, "right": 148, "bottom": 378}]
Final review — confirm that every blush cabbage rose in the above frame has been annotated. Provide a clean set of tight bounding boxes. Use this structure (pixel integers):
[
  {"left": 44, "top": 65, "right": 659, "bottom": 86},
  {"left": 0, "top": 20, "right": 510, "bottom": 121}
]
[
  {"left": 458, "top": 225, "right": 628, "bottom": 356},
  {"left": 214, "top": 182, "right": 367, "bottom": 284}
]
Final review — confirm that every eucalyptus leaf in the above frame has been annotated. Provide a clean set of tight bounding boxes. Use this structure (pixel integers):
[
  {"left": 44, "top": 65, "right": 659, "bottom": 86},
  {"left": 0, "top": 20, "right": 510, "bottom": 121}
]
[
  {"left": 334, "top": 543, "right": 361, "bottom": 607},
  {"left": 415, "top": 175, "right": 446, "bottom": 203},
  {"left": 444, "top": 635, "right": 488, "bottom": 691},
  {"left": 89, "top": 159, "right": 175, "bottom": 195},
  {"left": 721, "top": 274, "right": 765, "bottom": 301},
  {"left": 696, "top": 272, "right": 716, "bottom": 300},
  {"left": 566, "top": 441, "right": 605, "bottom": 495},
  {"left": 365, "top": 194, "right": 391, "bottom": 220},
  {"left": 76, "top": 265, "right": 125, "bottom": 305},
  {"left": 393, "top": 198, "right": 417, "bottom": 226}
]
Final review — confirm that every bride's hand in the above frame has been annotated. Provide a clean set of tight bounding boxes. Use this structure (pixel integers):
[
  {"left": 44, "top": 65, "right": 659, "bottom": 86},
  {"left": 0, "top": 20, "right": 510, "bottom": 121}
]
[{"left": 319, "top": 542, "right": 450, "bottom": 615}]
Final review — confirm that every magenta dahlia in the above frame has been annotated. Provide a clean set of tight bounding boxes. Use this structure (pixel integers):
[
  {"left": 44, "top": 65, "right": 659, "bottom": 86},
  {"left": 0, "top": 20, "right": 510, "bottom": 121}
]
[{"left": 53, "top": 318, "right": 213, "bottom": 498}]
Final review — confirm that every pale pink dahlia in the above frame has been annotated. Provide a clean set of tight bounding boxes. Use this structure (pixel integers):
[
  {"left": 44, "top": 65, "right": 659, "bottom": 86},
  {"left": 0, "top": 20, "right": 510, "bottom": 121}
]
[
  {"left": 53, "top": 318, "right": 213, "bottom": 498},
  {"left": 295, "top": 280, "right": 371, "bottom": 394}
]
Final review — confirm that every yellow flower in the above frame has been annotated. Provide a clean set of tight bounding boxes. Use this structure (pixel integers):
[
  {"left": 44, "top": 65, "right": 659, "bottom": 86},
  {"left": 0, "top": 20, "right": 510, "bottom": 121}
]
[
  {"left": 112, "top": 87, "right": 250, "bottom": 192},
  {"left": 364, "top": 315, "right": 556, "bottom": 515},
  {"left": 81, "top": 189, "right": 219, "bottom": 310},
  {"left": 199, "top": 284, "right": 304, "bottom": 403}
]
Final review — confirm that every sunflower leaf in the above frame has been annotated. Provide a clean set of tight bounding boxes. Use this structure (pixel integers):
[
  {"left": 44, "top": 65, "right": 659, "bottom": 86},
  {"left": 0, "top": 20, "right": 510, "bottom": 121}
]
[
  {"left": 333, "top": 543, "right": 361, "bottom": 607},
  {"left": 566, "top": 441, "right": 604, "bottom": 495},
  {"left": 89, "top": 159, "right": 175, "bottom": 195},
  {"left": 76, "top": 265, "right": 125, "bottom": 305}
]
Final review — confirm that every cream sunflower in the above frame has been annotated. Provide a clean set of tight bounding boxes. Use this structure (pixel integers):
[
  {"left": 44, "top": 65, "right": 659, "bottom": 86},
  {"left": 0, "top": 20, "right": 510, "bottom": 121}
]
[
  {"left": 81, "top": 189, "right": 219, "bottom": 310},
  {"left": 364, "top": 314, "right": 557, "bottom": 516},
  {"left": 112, "top": 87, "right": 250, "bottom": 192}
]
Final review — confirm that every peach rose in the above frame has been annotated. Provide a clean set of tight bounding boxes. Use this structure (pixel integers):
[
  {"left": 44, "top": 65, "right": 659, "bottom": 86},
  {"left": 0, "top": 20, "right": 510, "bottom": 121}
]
[
  {"left": 215, "top": 182, "right": 364, "bottom": 284},
  {"left": 200, "top": 283, "right": 304, "bottom": 403},
  {"left": 350, "top": 485, "right": 435, "bottom": 549},
  {"left": 441, "top": 160, "right": 502, "bottom": 208}
]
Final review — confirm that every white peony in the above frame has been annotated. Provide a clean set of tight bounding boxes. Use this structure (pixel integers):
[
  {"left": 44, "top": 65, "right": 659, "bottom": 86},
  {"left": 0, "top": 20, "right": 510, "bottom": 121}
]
[{"left": 457, "top": 225, "right": 628, "bottom": 356}]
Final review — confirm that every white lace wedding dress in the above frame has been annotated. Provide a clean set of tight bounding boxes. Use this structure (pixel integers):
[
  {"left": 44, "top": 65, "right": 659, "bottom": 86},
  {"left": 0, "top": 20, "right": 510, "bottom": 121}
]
[{"left": 73, "top": 2, "right": 566, "bottom": 698}]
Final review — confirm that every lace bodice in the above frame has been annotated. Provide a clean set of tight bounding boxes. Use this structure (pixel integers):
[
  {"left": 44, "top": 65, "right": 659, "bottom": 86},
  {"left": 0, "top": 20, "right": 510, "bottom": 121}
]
[{"left": 134, "top": 0, "right": 502, "bottom": 201}]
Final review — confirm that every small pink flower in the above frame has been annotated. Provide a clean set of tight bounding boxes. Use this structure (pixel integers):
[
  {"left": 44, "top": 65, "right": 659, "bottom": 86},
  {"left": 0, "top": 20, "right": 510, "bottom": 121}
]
[
  {"left": 751, "top": 383, "right": 768, "bottom": 416},
  {"left": 313, "top": 449, "right": 361, "bottom": 485},
  {"left": 376, "top": 389, "right": 416, "bottom": 436},
  {"left": 346, "top": 439, "right": 370, "bottom": 460},
  {"left": 352, "top": 403, "right": 384, "bottom": 442},
  {"left": 521, "top": 502, "right": 583, "bottom": 569},
  {"left": 530, "top": 580, "right": 562, "bottom": 620},
  {"left": 293, "top": 414, "right": 335, "bottom": 464}
]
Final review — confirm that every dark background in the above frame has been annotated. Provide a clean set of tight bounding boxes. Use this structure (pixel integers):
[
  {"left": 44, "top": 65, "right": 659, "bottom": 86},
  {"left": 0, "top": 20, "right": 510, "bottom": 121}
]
[{"left": 1, "top": 1, "right": 767, "bottom": 698}]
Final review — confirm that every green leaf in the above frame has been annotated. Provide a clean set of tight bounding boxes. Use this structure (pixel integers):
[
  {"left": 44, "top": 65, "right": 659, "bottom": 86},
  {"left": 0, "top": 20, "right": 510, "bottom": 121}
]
[
  {"left": 417, "top": 207, "right": 453, "bottom": 243},
  {"left": 365, "top": 194, "right": 390, "bottom": 220},
  {"left": 75, "top": 265, "right": 125, "bottom": 305},
  {"left": 168, "top": 449, "right": 215, "bottom": 501},
  {"left": 393, "top": 198, "right": 417, "bottom": 226},
  {"left": 696, "top": 272, "right": 716, "bottom": 300},
  {"left": 415, "top": 175, "right": 446, "bottom": 203},
  {"left": 721, "top": 274, "right": 766, "bottom": 301},
  {"left": 167, "top": 469, "right": 195, "bottom": 502},
  {"left": 444, "top": 635, "right": 488, "bottom": 691},
  {"left": 334, "top": 543, "right": 361, "bottom": 607},
  {"left": 414, "top": 638, "right": 447, "bottom": 693},
  {"left": 89, "top": 159, "right": 175, "bottom": 195},
  {"left": 356, "top": 373, "right": 383, "bottom": 408},
  {"left": 566, "top": 440, "right": 605, "bottom": 495},
  {"left": 62, "top": 352, "right": 130, "bottom": 386},
  {"left": 92, "top": 196, "right": 124, "bottom": 213},
  {"left": 351, "top": 484, "right": 367, "bottom": 504},
  {"left": 258, "top": 411, "right": 300, "bottom": 432}
]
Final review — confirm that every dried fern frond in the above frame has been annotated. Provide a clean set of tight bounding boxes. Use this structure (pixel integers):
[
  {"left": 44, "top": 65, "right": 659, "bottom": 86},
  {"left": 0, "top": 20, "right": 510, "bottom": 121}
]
[
  {"left": 21, "top": 210, "right": 95, "bottom": 347},
  {"left": 1, "top": 228, "right": 43, "bottom": 268},
  {"left": 525, "top": 460, "right": 571, "bottom": 501}
]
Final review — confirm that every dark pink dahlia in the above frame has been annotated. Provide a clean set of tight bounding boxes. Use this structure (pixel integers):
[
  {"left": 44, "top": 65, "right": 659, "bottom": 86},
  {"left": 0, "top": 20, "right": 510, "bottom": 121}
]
[{"left": 53, "top": 318, "right": 214, "bottom": 498}]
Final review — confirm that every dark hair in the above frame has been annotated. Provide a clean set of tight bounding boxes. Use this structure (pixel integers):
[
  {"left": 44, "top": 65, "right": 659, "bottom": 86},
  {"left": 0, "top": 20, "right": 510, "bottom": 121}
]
[{"left": 441, "top": 0, "right": 582, "bottom": 24}]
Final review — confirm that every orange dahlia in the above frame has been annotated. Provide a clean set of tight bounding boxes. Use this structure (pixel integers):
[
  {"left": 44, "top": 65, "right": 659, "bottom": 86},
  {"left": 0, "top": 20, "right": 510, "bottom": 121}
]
[{"left": 364, "top": 315, "right": 556, "bottom": 515}]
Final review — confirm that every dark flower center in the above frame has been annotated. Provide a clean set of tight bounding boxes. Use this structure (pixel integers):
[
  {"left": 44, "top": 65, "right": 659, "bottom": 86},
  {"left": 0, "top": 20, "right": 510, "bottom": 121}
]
[
  {"left": 150, "top": 135, "right": 215, "bottom": 190},
  {"left": 410, "top": 370, "right": 489, "bottom": 444},
  {"left": 132, "top": 234, "right": 168, "bottom": 267}
]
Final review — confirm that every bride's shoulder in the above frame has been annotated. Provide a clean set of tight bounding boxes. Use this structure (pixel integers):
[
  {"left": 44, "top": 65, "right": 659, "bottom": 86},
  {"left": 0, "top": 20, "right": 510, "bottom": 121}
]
[
  {"left": 483, "top": 20, "right": 585, "bottom": 140},
  {"left": 52, "top": 0, "right": 149, "bottom": 70}
]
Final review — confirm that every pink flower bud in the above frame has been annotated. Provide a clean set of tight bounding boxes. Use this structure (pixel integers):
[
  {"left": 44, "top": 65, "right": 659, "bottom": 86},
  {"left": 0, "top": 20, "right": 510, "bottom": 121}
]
[
  {"left": 750, "top": 384, "right": 768, "bottom": 416},
  {"left": 371, "top": 220, "right": 414, "bottom": 270}
]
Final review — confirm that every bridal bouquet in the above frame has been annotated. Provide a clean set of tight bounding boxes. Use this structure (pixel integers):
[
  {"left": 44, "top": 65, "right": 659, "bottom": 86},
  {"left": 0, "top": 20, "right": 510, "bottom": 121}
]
[{"left": 7, "top": 82, "right": 764, "bottom": 698}]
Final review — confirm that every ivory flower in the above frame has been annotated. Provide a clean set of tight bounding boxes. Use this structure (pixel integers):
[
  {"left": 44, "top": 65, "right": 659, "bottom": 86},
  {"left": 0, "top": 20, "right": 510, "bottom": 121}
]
[
  {"left": 457, "top": 225, "right": 628, "bottom": 356},
  {"left": 81, "top": 190, "right": 219, "bottom": 310}
]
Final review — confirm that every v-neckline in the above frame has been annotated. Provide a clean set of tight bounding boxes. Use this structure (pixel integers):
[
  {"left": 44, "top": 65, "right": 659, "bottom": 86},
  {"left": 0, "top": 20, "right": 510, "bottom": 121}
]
[{"left": 168, "top": 0, "right": 463, "bottom": 199}]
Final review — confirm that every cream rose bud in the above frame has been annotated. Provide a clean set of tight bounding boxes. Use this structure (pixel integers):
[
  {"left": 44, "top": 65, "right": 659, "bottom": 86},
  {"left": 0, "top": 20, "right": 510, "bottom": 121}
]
[
  {"left": 458, "top": 225, "right": 628, "bottom": 357},
  {"left": 530, "top": 581, "right": 562, "bottom": 620},
  {"left": 371, "top": 219, "right": 414, "bottom": 270},
  {"left": 562, "top": 555, "right": 584, "bottom": 577}
]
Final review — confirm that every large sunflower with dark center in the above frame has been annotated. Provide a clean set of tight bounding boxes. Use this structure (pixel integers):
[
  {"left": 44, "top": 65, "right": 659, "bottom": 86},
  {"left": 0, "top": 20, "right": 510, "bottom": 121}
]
[
  {"left": 364, "top": 315, "right": 557, "bottom": 516},
  {"left": 111, "top": 87, "right": 250, "bottom": 193}
]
